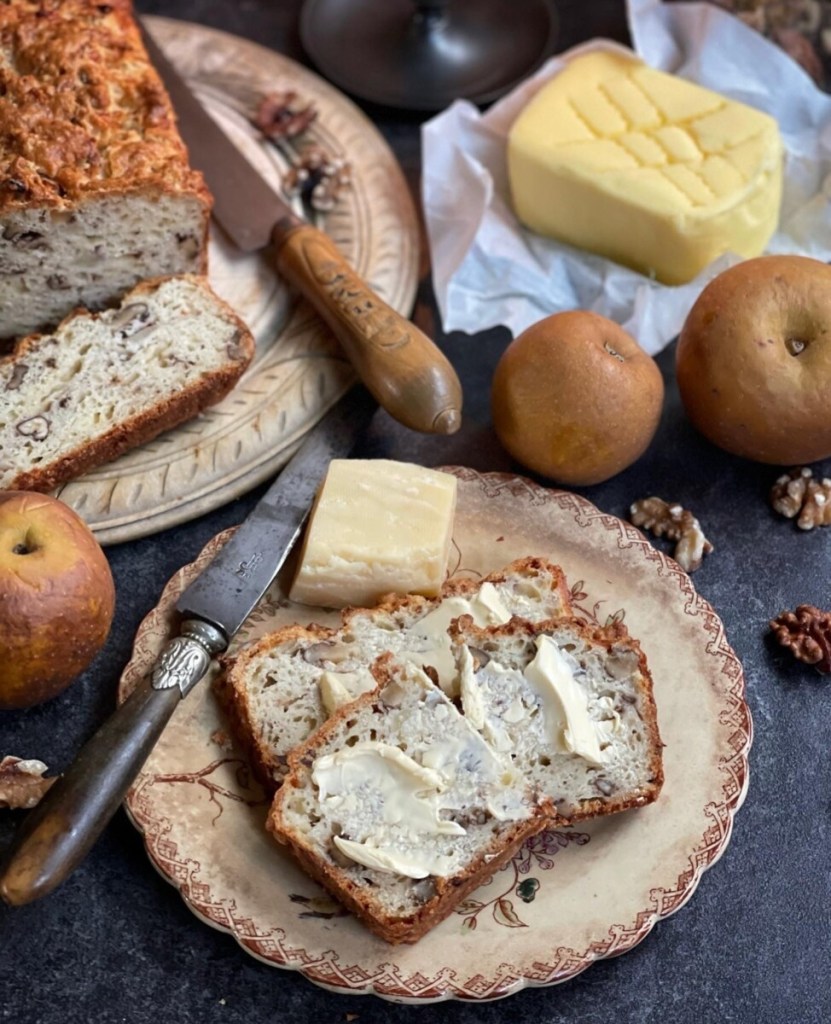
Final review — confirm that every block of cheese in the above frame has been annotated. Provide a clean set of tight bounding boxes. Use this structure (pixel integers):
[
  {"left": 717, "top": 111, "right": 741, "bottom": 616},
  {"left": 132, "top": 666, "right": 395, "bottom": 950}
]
[
  {"left": 507, "top": 51, "right": 783, "bottom": 284},
  {"left": 289, "top": 460, "right": 457, "bottom": 608}
]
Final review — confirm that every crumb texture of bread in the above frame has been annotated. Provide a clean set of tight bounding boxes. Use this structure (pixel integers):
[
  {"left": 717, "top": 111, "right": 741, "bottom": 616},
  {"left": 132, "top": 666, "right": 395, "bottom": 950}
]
[
  {"left": 217, "top": 558, "right": 572, "bottom": 789},
  {"left": 0, "top": 1, "right": 211, "bottom": 338},
  {"left": 0, "top": 275, "right": 254, "bottom": 491},
  {"left": 268, "top": 658, "right": 548, "bottom": 944},
  {"left": 450, "top": 616, "right": 664, "bottom": 819}
]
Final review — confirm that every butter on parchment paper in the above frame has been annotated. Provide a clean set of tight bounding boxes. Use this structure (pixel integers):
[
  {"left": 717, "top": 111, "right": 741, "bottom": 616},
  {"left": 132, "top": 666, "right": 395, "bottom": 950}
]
[{"left": 507, "top": 51, "right": 783, "bottom": 285}]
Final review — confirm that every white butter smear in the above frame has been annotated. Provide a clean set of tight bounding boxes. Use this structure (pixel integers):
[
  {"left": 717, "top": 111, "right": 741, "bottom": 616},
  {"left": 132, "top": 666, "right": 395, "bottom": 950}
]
[
  {"left": 422, "top": 0, "right": 831, "bottom": 355},
  {"left": 313, "top": 741, "right": 465, "bottom": 880},
  {"left": 405, "top": 582, "right": 512, "bottom": 692}
]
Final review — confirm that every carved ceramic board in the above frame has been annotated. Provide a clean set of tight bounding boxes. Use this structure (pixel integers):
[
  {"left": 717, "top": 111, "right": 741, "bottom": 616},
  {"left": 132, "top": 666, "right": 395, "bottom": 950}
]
[
  {"left": 120, "top": 470, "right": 752, "bottom": 1003},
  {"left": 54, "top": 16, "right": 419, "bottom": 545}
]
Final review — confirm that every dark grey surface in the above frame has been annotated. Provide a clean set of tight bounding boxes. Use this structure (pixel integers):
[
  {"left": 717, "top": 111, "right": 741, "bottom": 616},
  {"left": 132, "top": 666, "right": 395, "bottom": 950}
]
[{"left": 1, "top": 2, "right": 830, "bottom": 1022}]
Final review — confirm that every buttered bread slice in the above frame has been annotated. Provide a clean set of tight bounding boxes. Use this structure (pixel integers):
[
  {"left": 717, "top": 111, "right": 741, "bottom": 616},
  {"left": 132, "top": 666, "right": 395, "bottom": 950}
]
[
  {"left": 508, "top": 50, "right": 783, "bottom": 284},
  {"left": 268, "top": 657, "right": 550, "bottom": 944},
  {"left": 216, "top": 557, "right": 571, "bottom": 788},
  {"left": 449, "top": 615, "right": 663, "bottom": 820}
]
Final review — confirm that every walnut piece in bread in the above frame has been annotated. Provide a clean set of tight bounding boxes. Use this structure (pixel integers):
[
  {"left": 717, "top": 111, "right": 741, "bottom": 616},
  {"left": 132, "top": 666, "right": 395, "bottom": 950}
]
[{"left": 0, "top": 1, "right": 211, "bottom": 339}]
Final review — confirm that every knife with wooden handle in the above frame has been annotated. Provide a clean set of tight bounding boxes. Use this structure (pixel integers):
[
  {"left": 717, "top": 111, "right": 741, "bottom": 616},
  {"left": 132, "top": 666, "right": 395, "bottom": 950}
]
[
  {"left": 141, "top": 24, "right": 462, "bottom": 436},
  {"left": 0, "top": 388, "right": 375, "bottom": 906}
]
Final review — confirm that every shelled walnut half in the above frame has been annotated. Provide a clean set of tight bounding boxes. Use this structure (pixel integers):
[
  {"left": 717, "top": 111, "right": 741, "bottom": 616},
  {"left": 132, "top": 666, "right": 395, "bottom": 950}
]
[
  {"left": 283, "top": 143, "right": 352, "bottom": 213},
  {"left": 0, "top": 756, "right": 56, "bottom": 809},
  {"left": 629, "top": 496, "right": 713, "bottom": 572},
  {"left": 770, "top": 467, "right": 831, "bottom": 530},
  {"left": 253, "top": 90, "right": 318, "bottom": 141},
  {"left": 769, "top": 605, "right": 831, "bottom": 673}
]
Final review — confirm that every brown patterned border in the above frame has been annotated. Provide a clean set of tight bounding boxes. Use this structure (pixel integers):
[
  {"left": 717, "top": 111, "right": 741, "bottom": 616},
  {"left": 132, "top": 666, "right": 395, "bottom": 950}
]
[{"left": 122, "top": 468, "right": 752, "bottom": 1003}]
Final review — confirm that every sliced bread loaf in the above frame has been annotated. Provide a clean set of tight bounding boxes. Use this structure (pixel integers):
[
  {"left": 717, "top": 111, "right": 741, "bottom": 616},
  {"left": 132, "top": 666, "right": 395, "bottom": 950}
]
[
  {"left": 216, "top": 557, "right": 572, "bottom": 789},
  {"left": 268, "top": 656, "right": 551, "bottom": 944},
  {"left": 0, "top": 2, "right": 210, "bottom": 339},
  {"left": 0, "top": 275, "right": 254, "bottom": 492},
  {"left": 449, "top": 616, "right": 664, "bottom": 820}
]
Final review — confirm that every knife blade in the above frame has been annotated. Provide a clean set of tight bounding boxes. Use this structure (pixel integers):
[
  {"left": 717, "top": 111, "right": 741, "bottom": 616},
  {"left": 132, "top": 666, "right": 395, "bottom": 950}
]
[
  {"left": 141, "top": 22, "right": 462, "bottom": 437},
  {"left": 0, "top": 387, "right": 375, "bottom": 907}
]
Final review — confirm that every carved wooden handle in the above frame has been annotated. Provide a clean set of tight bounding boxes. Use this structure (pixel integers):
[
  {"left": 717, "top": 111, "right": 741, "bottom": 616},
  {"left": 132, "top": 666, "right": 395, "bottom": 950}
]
[{"left": 273, "top": 220, "right": 462, "bottom": 434}]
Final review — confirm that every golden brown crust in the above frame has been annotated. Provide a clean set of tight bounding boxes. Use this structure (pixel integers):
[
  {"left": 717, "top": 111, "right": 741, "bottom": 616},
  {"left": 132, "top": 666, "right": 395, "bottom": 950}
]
[
  {"left": 338, "top": 556, "right": 573, "bottom": 631},
  {"left": 0, "top": 1, "right": 211, "bottom": 216},
  {"left": 270, "top": 799, "right": 548, "bottom": 944},
  {"left": 3, "top": 274, "right": 254, "bottom": 492}
]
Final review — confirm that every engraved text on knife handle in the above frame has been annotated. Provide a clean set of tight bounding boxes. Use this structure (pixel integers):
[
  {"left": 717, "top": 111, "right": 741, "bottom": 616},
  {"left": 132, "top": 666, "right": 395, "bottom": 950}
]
[{"left": 271, "top": 218, "right": 462, "bottom": 436}]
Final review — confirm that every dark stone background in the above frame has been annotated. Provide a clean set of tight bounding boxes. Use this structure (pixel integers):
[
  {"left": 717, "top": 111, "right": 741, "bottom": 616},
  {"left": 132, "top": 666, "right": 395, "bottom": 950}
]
[{"left": 1, "top": 2, "right": 829, "bottom": 1022}]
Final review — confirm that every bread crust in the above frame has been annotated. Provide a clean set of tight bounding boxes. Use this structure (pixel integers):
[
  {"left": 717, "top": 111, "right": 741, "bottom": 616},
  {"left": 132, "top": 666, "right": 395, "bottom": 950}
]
[
  {"left": 0, "top": 1, "right": 211, "bottom": 217},
  {"left": 214, "top": 623, "right": 336, "bottom": 788},
  {"left": 1, "top": 274, "right": 254, "bottom": 492},
  {"left": 272, "top": 802, "right": 547, "bottom": 944}
]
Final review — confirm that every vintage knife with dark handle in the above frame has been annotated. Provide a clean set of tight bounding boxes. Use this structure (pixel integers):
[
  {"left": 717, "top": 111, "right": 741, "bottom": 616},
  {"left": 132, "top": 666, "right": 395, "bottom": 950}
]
[
  {"left": 0, "top": 388, "right": 375, "bottom": 907},
  {"left": 140, "top": 24, "right": 461, "bottom": 437}
]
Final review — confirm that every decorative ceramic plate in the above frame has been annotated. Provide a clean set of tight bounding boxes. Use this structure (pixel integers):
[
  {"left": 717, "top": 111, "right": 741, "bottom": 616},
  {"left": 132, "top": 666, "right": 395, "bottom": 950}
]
[
  {"left": 120, "top": 469, "right": 751, "bottom": 1003},
  {"left": 56, "top": 16, "right": 418, "bottom": 546}
]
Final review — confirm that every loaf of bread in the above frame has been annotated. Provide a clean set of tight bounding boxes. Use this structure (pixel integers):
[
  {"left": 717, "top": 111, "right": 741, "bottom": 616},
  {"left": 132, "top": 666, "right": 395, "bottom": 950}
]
[
  {"left": 0, "top": 1, "right": 211, "bottom": 340},
  {"left": 449, "top": 615, "right": 663, "bottom": 820},
  {"left": 0, "top": 274, "right": 254, "bottom": 492},
  {"left": 268, "top": 656, "right": 551, "bottom": 944},
  {"left": 216, "top": 558, "right": 572, "bottom": 789}
]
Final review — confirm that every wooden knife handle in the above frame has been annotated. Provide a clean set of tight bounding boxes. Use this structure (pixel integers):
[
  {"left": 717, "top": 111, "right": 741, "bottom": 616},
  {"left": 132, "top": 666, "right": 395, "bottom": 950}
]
[
  {"left": 272, "top": 219, "right": 462, "bottom": 435},
  {"left": 0, "top": 681, "right": 180, "bottom": 906}
]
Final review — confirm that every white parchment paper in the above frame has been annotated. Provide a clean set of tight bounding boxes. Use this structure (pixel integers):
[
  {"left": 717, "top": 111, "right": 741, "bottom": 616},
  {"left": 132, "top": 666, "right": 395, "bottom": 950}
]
[{"left": 421, "top": 0, "right": 831, "bottom": 354}]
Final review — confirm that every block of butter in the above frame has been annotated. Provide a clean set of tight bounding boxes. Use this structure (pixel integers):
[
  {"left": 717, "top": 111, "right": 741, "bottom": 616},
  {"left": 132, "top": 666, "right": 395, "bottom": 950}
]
[
  {"left": 289, "top": 459, "right": 457, "bottom": 609},
  {"left": 507, "top": 51, "right": 783, "bottom": 285}
]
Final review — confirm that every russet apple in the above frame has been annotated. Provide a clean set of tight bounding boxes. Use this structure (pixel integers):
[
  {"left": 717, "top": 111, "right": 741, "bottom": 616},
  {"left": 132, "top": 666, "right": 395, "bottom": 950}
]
[
  {"left": 677, "top": 255, "right": 831, "bottom": 464},
  {"left": 0, "top": 491, "right": 115, "bottom": 709},
  {"left": 491, "top": 311, "right": 664, "bottom": 485}
]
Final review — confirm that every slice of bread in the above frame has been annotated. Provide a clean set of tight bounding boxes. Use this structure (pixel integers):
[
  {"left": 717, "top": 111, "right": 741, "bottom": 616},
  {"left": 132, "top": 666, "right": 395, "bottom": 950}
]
[
  {"left": 268, "top": 656, "right": 551, "bottom": 944},
  {"left": 449, "top": 616, "right": 664, "bottom": 820},
  {"left": 0, "top": 275, "right": 254, "bottom": 492},
  {"left": 216, "top": 557, "right": 572, "bottom": 789}
]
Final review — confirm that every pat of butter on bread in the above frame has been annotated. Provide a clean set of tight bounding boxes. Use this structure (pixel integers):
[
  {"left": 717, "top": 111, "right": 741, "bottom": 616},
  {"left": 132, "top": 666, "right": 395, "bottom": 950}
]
[
  {"left": 289, "top": 459, "right": 458, "bottom": 609},
  {"left": 507, "top": 51, "right": 783, "bottom": 284}
]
